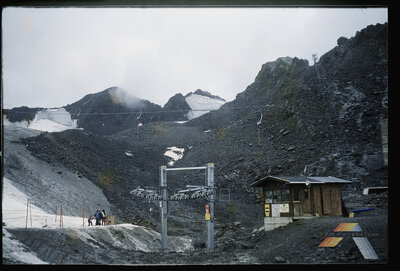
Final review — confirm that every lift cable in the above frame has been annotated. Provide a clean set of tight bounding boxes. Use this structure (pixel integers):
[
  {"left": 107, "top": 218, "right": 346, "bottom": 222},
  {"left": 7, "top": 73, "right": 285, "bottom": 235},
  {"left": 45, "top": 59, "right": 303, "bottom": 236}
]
[{"left": 4, "top": 103, "right": 343, "bottom": 121}]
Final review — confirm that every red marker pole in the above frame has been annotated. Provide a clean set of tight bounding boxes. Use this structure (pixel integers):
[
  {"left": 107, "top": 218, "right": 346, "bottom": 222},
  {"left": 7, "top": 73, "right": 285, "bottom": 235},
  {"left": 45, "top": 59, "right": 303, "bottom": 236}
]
[
  {"left": 30, "top": 199, "right": 32, "bottom": 227},
  {"left": 26, "top": 199, "right": 29, "bottom": 229},
  {"left": 60, "top": 205, "right": 63, "bottom": 228},
  {"left": 88, "top": 207, "right": 90, "bottom": 225}
]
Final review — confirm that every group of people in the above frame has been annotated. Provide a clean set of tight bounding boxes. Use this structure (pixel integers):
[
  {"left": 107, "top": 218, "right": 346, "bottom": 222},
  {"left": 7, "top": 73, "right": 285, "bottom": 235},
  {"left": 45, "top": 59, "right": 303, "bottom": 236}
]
[{"left": 88, "top": 209, "right": 107, "bottom": 226}]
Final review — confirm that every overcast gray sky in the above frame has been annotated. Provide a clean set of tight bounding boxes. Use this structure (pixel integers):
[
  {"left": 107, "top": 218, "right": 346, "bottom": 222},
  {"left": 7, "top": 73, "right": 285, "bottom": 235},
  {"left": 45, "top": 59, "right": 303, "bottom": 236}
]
[{"left": 2, "top": 7, "right": 388, "bottom": 109}]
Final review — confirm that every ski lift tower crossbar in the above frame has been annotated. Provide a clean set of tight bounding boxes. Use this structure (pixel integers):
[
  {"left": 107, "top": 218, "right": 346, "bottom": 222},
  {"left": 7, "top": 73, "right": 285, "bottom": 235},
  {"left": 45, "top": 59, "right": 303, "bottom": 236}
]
[{"left": 159, "top": 163, "right": 215, "bottom": 251}]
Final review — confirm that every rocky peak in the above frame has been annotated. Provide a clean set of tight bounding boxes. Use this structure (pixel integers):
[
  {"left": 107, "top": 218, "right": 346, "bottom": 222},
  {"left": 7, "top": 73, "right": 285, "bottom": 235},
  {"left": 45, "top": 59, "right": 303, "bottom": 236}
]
[
  {"left": 191, "top": 89, "right": 226, "bottom": 102},
  {"left": 163, "top": 93, "right": 191, "bottom": 121},
  {"left": 186, "top": 23, "right": 388, "bottom": 187},
  {"left": 64, "top": 87, "right": 164, "bottom": 136}
]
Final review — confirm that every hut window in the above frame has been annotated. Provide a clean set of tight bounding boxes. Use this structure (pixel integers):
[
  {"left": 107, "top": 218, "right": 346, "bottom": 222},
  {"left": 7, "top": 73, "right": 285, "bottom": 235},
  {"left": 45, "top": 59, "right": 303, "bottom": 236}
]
[
  {"left": 273, "top": 190, "right": 281, "bottom": 202},
  {"left": 265, "top": 190, "right": 273, "bottom": 203},
  {"left": 282, "top": 189, "right": 290, "bottom": 202},
  {"left": 265, "top": 189, "right": 291, "bottom": 203},
  {"left": 292, "top": 188, "right": 300, "bottom": 201}
]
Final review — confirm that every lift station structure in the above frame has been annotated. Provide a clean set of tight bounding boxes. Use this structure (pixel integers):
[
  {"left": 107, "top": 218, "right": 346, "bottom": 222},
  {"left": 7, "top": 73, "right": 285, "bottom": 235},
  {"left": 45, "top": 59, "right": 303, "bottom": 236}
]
[{"left": 130, "top": 163, "right": 217, "bottom": 251}]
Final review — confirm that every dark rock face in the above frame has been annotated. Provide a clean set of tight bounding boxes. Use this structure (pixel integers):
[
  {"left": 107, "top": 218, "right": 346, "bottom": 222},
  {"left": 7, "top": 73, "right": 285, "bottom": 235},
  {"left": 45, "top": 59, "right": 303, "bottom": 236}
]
[
  {"left": 64, "top": 87, "right": 164, "bottom": 136},
  {"left": 337, "top": 36, "right": 348, "bottom": 46},
  {"left": 21, "top": 122, "right": 215, "bottom": 232},
  {"left": 3, "top": 106, "right": 44, "bottom": 122},
  {"left": 162, "top": 93, "right": 191, "bottom": 121},
  {"left": 191, "top": 89, "right": 226, "bottom": 102},
  {"left": 186, "top": 22, "right": 388, "bottom": 188},
  {"left": 162, "top": 90, "right": 226, "bottom": 121}
]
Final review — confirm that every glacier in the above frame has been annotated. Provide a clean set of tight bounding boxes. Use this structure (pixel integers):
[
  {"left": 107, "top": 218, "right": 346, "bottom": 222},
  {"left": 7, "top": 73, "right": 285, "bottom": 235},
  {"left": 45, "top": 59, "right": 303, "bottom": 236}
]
[
  {"left": 185, "top": 93, "right": 225, "bottom": 120},
  {"left": 4, "top": 107, "right": 78, "bottom": 133}
]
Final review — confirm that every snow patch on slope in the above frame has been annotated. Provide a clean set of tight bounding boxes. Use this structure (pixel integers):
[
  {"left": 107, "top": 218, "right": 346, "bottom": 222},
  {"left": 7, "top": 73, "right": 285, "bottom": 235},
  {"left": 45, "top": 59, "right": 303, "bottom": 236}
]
[
  {"left": 185, "top": 93, "right": 225, "bottom": 120},
  {"left": 29, "top": 108, "right": 78, "bottom": 132},
  {"left": 2, "top": 177, "right": 193, "bottom": 261},
  {"left": 2, "top": 177, "right": 85, "bottom": 229},
  {"left": 164, "top": 147, "right": 185, "bottom": 166},
  {"left": 4, "top": 108, "right": 78, "bottom": 133}
]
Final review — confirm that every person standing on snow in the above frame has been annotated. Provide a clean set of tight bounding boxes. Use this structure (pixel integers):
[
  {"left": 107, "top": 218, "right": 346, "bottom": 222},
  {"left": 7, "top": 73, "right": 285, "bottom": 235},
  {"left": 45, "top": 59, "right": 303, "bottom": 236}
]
[
  {"left": 94, "top": 209, "right": 102, "bottom": 226},
  {"left": 101, "top": 209, "right": 107, "bottom": 225},
  {"left": 88, "top": 214, "right": 93, "bottom": 226}
]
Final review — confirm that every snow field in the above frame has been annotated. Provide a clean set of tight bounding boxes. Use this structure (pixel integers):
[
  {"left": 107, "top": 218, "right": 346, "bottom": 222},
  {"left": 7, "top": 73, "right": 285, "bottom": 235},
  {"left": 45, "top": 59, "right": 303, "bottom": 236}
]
[
  {"left": 4, "top": 107, "right": 78, "bottom": 132},
  {"left": 2, "top": 177, "right": 85, "bottom": 229},
  {"left": 2, "top": 177, "right": 193, "bottom": 264},
  {"left": 185, "top": 93, "right": 225, "bottom": 120}
]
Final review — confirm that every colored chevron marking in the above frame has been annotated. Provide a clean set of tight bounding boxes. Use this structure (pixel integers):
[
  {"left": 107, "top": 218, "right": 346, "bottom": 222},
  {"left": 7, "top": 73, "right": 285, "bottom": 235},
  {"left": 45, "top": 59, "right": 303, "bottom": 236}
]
[
  {"left": 334, "top": 223, "right": 362, "bottom": 232},
  {"left": 318, "top": 237, "right": 343, "bottom": 247}
]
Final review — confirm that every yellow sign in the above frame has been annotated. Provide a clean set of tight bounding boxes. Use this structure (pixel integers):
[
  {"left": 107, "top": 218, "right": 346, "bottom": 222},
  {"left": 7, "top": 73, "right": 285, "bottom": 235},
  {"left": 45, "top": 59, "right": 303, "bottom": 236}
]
[
  {"left": 264, "top": 204, "right": 270, "bottom": 217},
  {"left": 205, "top": 213, "right": 210, "bottom": 220}
]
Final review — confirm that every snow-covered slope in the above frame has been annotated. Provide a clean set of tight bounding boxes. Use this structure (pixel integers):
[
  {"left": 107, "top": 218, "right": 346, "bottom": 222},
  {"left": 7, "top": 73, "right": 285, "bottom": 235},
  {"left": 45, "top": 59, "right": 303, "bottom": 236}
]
[
  {"left": 2, "top": 177, "right": 86, "bottom": 229},
  {"left": 4, "top": 108, "right": 78, "bottom": 133},
  {"left": 2, "top": 177, "right": 192, "bottom": 263},
  {"left": 2, "top": 124, "right": 193, "bottom": 264},
  {"left": 29, "top": 108, "right": 78, "bottom": 132},
  {"left": 185, "top": 93, "right": 226, "bottom": 120}
]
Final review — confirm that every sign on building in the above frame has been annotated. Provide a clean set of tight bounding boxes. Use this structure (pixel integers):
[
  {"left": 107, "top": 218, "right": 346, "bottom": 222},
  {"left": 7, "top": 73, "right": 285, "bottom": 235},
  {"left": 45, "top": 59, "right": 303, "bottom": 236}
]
[
  {"left": 271, "top": 204, "right": 280, "bottom": 217},
  {"left": 279, "top": 204, "right": 289, "bottom": 213},
  {"left": 264, "top": 204, "right": 270, "bottom": 217}
]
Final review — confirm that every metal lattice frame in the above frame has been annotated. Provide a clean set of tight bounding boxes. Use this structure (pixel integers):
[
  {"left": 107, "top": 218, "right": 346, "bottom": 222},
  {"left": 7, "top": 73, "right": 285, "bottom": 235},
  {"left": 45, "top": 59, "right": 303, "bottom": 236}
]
[
  {"left": 130, "top": 163, "right": 220, "bottom": 251},
  {"left": 160, "top": 163, "right": 215, "bottom": 251}
]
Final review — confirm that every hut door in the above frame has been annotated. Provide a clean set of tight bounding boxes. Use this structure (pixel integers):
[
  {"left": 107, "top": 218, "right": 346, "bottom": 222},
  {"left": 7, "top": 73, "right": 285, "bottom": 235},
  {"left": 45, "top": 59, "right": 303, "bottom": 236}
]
[
  {"left": 300, "top": 187, "right": 312, "bottom": 213},
  {"left": 322, "top": 185, "right": 332, "bottom": 215}
]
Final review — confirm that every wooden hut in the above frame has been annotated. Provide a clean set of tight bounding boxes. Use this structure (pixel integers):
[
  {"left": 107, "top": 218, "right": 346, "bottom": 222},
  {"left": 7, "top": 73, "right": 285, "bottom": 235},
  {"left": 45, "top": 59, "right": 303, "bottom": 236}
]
[{"left": 250, "top": 176, "right": 351, "bottom": 230}]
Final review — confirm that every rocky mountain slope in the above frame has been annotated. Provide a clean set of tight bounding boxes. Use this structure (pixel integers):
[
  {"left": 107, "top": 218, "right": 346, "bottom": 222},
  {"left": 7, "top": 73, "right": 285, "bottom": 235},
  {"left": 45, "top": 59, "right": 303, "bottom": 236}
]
[
  {"left": 2, "top": 23, "right": 388, "bottom": 264},
  {"left": 14, "top": 22, "right": 387, "bottom": 231},
  {"left": 3, "top": 106, "right": 44, "bottom": 123},
  {"left": 187, "top": 22, "right": 388, "bottom": 188},
  {"left": 2, "top": 124, "right": 388, "bottom": 264},
  {"left": 162, "top": 93, "right": 192, "bottom": 121},
  {"left": 4, "top": 87, "right": 226, "bottom": 135},
  {"left": 163, "top": 89, "right": 226, "bottom": 121},
  {"left": 64, "top": 86, "right": 164, "bottom": 136}
]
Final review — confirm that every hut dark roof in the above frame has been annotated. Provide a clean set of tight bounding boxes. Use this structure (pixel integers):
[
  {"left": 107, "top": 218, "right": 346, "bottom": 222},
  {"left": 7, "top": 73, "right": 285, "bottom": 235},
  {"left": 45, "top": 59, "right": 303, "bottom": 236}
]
[{"left": 250, "top": 176, "right": 351, "bottom": 187}]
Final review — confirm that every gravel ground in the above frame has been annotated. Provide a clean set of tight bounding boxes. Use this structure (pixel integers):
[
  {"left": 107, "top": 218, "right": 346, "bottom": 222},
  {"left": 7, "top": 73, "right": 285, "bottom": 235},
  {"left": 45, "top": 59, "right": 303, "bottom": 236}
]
[
  {"left": 3, "top": 203, "right": 388, "bottom": 265},
  {"left": 135, "top": 202, "right": 388, "bottom": 265},
  {"left": 2, "top": 123, "right": 389, "bottom": 265}
]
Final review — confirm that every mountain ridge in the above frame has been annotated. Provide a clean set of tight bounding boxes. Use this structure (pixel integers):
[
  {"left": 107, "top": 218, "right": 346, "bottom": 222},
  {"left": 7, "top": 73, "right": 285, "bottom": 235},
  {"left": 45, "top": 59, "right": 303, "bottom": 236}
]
[
  {"left": 2, "top": 23, "right": 388, "bottom": 264},
  {"left": 3, "top": 86, "right": 226, "bottom": 135},
  {"left": 185, "top": 22, "right": 387, "bottom": 188}
]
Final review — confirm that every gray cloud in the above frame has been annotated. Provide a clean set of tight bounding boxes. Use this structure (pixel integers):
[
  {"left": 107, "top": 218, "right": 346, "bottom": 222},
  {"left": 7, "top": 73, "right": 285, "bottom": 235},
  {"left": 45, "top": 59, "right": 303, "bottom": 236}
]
[{"left": 2, "top": 7, "right": 388, "bottom": 109}]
